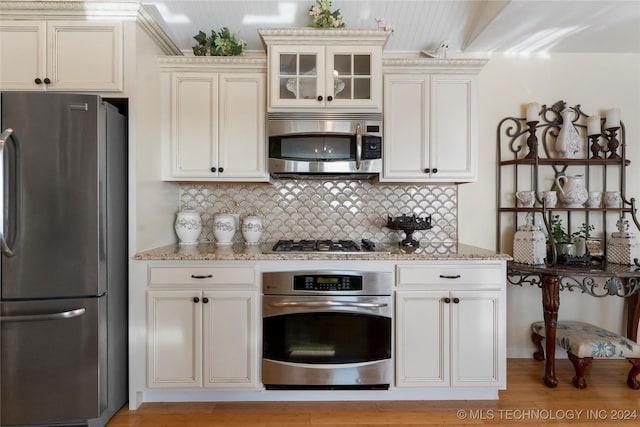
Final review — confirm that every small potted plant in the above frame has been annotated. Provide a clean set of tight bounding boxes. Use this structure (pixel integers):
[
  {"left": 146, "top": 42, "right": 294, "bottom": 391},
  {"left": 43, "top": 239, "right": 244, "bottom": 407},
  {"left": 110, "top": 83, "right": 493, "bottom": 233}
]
[
  {"left": 550, "top": 215, "right": 576, "bottom": 257},
  {"left": 571, "top": 222, "right": 595, "bottom": 256},
  {"left": 192, "top": 27, "right": 246, "bottom": 56}
]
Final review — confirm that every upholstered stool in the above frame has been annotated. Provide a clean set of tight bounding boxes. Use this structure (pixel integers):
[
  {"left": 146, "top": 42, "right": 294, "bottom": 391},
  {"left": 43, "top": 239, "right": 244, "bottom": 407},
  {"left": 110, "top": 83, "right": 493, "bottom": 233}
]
[{"left": 531, "top": 320, "right": 640, "bottom": 389}]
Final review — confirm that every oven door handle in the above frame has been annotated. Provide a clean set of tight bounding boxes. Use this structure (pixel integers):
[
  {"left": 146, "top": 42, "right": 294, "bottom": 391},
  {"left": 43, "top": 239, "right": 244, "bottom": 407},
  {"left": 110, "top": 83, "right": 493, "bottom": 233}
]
[
  {"left": 355, "top": 123, "right": 362, "bottom": 170},
  {"left": 269, "top": 301, "right": 387, "bottom": 309}
]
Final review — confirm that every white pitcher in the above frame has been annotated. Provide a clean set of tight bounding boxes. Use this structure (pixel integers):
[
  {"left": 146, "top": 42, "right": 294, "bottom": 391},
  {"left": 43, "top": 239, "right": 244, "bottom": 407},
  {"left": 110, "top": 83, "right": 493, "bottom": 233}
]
[{"left": 555, "top": 174, "right": 588, "bottom": 208}]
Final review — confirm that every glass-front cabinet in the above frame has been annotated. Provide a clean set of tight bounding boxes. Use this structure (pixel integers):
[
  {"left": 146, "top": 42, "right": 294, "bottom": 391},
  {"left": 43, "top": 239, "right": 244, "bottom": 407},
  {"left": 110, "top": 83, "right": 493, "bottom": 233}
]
[
  {"left": 271, "top": 45, "right": 380, "bottom": 110},
  {"left": 259, "top": 28, "right": 391, "bottom": 112}
]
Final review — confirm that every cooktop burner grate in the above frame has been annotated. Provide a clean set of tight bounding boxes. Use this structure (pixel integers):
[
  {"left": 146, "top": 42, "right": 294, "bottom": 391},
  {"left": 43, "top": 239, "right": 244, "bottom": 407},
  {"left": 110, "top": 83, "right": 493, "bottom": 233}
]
[{"left": 272, "top": 239, "right": 372, "bottom": 252}]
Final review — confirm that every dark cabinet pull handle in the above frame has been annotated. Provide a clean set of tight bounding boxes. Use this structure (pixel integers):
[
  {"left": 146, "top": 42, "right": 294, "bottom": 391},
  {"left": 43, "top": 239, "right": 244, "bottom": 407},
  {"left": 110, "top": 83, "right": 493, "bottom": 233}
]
[
  {"left": 317, "top": 95, "right": 323, "bottom": 101},
  {"left": 219, "top": 167, "right": 224, "bottom": 173},
  {"left": 424, "top": 168, "right": 430, "bottom": 173},
  {"left": 432, "top": 168, "right": 438, "bottom": 173},
  {"left": 439, "top": 274, "right": 461, "bottom": 279},
  {"left": 327, "top": 96, "right": 333, "bottom": 101},
  {"left": 35, "top": 78, "right": 42, "bottom": 84},
  {"left": 210, "top": 167, "right": 217, "bottom": 173},
  {"left": 191, "top": 274, "right": 213, "bottom": 279},
  {"left": 203, "top": 297, "right": 209, "bottom": 304},
  {"left": 444, "top": 297, "right": 451, "bottom": 304},
  {"left": 43, "top": 77, "right": 51, "bottom": 84},
  {"left": 193, "top": 297, "right": 200, "bottom": 303},
  {"left": 453, "top": 297, "right": 460, "bottom": 304}
]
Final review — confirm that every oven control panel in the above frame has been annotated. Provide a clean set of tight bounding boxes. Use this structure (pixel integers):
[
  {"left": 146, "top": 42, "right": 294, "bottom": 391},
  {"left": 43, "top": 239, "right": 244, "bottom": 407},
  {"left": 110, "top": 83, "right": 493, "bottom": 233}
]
[{"left": 293, "top": 275, "right": 363, "bottom": 291}]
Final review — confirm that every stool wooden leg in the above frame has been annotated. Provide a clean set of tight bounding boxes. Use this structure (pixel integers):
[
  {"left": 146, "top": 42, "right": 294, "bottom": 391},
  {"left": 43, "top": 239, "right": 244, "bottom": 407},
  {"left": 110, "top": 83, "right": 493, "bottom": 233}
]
[
  {"left": 531, "top": 332, "right": 545, "bottom": 361},
  {"left": 567, "top": 352, "right": 592, "bottom": 389},
  {"left": 626, "top": 358, "right": 640, "bottom": 390}
]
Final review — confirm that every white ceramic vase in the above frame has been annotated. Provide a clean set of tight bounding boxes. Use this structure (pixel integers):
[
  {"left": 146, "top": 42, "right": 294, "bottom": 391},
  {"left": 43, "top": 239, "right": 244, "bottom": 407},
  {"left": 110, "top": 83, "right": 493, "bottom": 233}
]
[
  {"left": 213, "top": 213, "right": 236, "bottom": 245},
  {"left": 241, "top": 215, "right": 264, "bottom": 244},
  {"left": 174, "top": 211, "right": 202, "bottom": 245},
  {"left": 556, "top": 109, "right": 583, "bottom": 158}
]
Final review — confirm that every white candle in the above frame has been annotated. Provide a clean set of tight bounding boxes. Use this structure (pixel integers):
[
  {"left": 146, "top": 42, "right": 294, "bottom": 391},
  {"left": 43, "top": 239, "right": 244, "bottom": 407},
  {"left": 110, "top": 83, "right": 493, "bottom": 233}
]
[
  {"left": 587, "top": 115, "right": 601, "bottom": 135},
  {"left": 526, "top": 103, "right": 539, "bottom": 122},
  {"left": 605, "top": 108, "right": 621, "bottom": 129}
]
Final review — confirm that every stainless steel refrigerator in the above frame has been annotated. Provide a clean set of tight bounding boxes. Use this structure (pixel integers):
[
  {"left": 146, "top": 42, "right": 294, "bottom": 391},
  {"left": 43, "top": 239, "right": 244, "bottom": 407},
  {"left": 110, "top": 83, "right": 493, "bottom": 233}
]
[{"left": 0, "top": 92, "right": 127, "bottom": 426}]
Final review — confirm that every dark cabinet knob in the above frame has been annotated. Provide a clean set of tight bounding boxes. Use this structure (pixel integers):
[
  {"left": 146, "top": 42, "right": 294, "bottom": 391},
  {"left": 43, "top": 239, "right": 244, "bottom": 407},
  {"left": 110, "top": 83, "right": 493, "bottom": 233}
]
[
  {"left": 202, "top": 297, "right": 209, "bottom": 304},
  {"left": 317, "top": 95, "right": 323, "bottom": 101},
  {"left": 35, "top": 78, "right": 42, "bottom": 84},
  {"left": 432, "top": 168, "right": 438, "bottom": 173},
  {"left": 444, "top": 297, "right": 451, "bottom": 304},
  {"left": 193, "top": 297, "right": 200, "bottom": 303},
  {"left": 218, "top": 167, "right": 224, "bottom": 173},
  {"left": 327, "top": 96, "right": 333, "bottom": 101},
  {"left": 210, "top": 167, "right": 217, "bottom": 173},
  {"left": 453, "top": 297, "right": 460, "bottom": 304},
  {"left": 424, "top": 168, "right": 430, "bottom": 173},
  {"left": 43, "top": 77, "right": 51, "bottom": 84}
]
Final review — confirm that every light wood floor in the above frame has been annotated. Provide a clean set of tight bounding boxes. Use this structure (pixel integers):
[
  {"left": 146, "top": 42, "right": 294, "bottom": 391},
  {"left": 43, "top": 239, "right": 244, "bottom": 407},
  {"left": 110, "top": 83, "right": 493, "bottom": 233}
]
[{"left": 108, "top": 359, "right": 640, "bottom": 426}]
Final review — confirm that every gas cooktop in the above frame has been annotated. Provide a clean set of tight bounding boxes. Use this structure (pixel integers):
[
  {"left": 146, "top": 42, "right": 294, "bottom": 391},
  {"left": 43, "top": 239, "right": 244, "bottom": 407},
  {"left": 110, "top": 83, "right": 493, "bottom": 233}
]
[{"left": 270, "top": 239, "right": 383, "bottom": 254}]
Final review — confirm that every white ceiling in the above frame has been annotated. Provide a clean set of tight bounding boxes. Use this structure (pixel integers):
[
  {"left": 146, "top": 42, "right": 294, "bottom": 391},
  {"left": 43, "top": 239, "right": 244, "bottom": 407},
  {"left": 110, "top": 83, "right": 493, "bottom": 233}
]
[{"left": 141, "top": 0, "right": 640, "bottom": 55}]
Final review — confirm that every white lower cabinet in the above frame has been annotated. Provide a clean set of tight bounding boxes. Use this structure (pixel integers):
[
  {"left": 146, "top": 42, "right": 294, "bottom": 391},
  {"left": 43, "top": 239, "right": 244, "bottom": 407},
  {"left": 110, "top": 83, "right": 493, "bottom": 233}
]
[
  {"left": 146, "top": 266, "right": 258, "bottom": 389},
  {"left": 395, "top": 263, "right": 506, "bottom": 389}
]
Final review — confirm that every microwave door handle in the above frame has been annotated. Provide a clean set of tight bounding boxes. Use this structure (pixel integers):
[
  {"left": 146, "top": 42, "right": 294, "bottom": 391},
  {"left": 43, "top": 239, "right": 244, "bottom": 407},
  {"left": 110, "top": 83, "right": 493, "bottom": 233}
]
[{"left": 355, "top": 123, "right": 362, "bottom": 170}]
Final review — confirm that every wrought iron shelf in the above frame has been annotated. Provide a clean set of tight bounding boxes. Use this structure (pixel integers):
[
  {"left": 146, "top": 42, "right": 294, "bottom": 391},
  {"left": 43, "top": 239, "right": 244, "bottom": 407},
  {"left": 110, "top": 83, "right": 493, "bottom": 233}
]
[
  {"left": 496, "top": 99, "right": 639, "bottom": 268},
  {"left": 499, "top": 207, "right": 630, "bottom": 213},
  {"left": 499, "top": 158, "right": 630, "bottom": 166}
]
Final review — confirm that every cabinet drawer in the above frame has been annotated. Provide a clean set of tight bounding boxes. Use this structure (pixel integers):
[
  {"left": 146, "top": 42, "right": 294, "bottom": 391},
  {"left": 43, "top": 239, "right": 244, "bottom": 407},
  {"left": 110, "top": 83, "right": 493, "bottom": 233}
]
[
  {"left": 397, "top": 264, "right": 504, "bottom": 286},
  {"left": 149, "top": 266, "right": 256, "bottom": 286}
]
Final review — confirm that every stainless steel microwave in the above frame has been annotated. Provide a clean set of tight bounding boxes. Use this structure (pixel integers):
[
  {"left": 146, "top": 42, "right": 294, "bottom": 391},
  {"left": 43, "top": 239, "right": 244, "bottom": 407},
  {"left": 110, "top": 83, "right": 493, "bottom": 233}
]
[{"left": 267, "top": 112, "right": 382, "bottom": 179}]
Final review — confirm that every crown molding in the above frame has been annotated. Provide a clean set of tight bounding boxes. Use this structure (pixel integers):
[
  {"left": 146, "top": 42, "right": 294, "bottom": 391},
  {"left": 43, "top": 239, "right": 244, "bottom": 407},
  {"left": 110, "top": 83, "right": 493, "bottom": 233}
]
[
  {"left": 382, "top": 56, "right": 489, "bottom": 74},
  {"left": 0, "top": 1, "right": 181, "bottom": 55},
  {"left": 258, "top": 27, "right": 393, "bottom": 48}
]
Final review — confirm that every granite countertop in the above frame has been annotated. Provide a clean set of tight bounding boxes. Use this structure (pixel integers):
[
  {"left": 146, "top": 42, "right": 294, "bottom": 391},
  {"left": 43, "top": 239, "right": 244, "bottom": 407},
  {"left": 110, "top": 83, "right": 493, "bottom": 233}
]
[{"left": 133, "top": 242, "right": 512, "bottom": 261}]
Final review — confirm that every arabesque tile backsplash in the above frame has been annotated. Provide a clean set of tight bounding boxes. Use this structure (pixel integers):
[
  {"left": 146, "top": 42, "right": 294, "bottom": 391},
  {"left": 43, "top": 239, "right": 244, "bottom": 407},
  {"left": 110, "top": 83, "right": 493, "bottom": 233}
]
[{"left": 179, "top": 180, "right": 457, "bottom": 249}]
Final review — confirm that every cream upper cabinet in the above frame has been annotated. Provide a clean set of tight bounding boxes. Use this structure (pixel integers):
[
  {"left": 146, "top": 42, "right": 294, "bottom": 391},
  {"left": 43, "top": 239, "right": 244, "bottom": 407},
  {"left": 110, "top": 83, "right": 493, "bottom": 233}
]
[
  {"left": 381, "top": 73, "right": 478, "bottom": 182},
  {"left": 395, "top": 262, "right": 506, "bottom": 389},
  {"left": 258, "top": 28, "right": 391, "bottom": 112},
  {"left": 380, "top": 58, "right": 486, "bottom": 183},
  {"left": 268, "top": 45, "right": 381, "bottom": 111},
  {"left": 0, "top": 20, "right": 123, "bottom": 91},
  {"left": 165, "top": 71, "right": 267, "bottom": 181}
]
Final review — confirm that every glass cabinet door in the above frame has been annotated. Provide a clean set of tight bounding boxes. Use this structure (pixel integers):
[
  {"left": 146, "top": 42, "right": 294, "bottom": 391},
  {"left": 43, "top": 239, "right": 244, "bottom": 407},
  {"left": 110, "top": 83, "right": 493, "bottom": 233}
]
[
  {"left": 332, "top": 53, "right": 372, "bottom": 101},
  {"left": 272, "top": 46, "right": 324, "bottom": 106},
  {"left": 326, "top": 46, "right": 380, "bottom": 109}
]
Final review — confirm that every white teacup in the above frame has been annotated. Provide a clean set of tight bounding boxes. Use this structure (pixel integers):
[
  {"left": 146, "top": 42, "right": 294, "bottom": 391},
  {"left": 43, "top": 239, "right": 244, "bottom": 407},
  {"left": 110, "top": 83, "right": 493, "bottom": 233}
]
[
  {"left": 604, "top": 191, "right": 622, "bottom": 208},
  {"left": 586, "top": 191, "right": 602, "bottom": 208},
  {"left": 516, "top": 191, "right": 536, "bottom": 207},
  {"left": 537, "top": 191, "right": 557, "bottom": 208}
]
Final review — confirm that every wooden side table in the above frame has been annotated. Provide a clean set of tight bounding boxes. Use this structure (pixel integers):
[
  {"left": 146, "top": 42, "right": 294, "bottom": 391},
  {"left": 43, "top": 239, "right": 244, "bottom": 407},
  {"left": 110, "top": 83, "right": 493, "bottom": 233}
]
[{"left": 508, "top": 261, "right": 640, "bottom": 387}]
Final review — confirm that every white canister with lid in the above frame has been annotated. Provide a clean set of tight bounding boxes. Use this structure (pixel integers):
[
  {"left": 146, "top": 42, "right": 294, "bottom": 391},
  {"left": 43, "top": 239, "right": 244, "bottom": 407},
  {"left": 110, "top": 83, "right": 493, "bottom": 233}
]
[
  {"left": 513, "top": 214, "right": 547, "bottom": 265},
  {"left": 242, "top": 215, "right": 264, "bottom": 244},
  {"left": 213, "top": 213, "right": 236, "bottom": 245},
  {"left": 607, "top": 219, "right": 640, "bottom": 265},
  {"left": 174, "top": 210, "right": 202, "bottom": 245}
]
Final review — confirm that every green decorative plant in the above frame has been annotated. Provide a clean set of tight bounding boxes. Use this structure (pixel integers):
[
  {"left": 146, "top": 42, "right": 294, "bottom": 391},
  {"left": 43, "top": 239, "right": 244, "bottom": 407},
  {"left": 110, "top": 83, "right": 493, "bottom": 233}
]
[
  {"left": 192, "top": 27, "right": 246, "bottom": 56},
  {"left": 550, "top": 215, "right": 571, "bottom": 243},
  {"left": 571, "top": 223, "right": 595, "bottom": 241},
  {"left": 308, "top": 0, "right": 345, "bottom": 28}
]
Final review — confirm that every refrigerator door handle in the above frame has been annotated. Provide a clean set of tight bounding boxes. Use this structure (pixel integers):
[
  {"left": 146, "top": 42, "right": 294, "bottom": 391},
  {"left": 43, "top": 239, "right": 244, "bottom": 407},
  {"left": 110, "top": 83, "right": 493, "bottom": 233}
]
[
  {"left": 0, "top": 127, "right": 19, "bottom": 257},
  {"left": 0, "top": 307, "right": 85, "bottom": 322}
]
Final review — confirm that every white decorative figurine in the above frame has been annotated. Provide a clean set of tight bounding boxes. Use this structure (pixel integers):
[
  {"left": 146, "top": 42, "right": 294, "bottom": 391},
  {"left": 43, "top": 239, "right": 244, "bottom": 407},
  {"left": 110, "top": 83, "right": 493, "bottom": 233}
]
[
  {"left": 555, "top": 108, "right": 583, "bottom": 158},
  {"left": 422, "top": 40, "right": 450, "bottom": 59}
]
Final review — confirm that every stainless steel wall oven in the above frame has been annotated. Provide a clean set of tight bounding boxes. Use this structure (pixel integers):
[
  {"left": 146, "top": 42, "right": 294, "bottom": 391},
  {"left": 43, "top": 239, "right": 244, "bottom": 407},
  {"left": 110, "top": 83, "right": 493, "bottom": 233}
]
[{"left": 262, "top": 270, "right": 393, "bottom": 390}]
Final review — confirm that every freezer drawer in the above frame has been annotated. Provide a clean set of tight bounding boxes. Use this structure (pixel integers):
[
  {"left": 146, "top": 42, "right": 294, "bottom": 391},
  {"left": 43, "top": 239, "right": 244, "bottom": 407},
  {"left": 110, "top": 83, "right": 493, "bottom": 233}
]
[{"left": 0, "top": 296, "right": 107, "bottom": 425}]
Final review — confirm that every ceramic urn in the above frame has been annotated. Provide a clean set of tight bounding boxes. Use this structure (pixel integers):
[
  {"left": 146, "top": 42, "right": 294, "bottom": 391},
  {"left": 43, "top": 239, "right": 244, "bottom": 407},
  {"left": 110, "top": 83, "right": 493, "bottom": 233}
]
[
  {"left": 241, "top": 215, "right": 264, "bottom": 244},
  {"left": 513, "top": 214, "right": 546, "bottom": 265},
  {"left": 607, "top": 219, "right": 640, "bottom": 265},
  {"left": 174, "top": 210, "right": 202, "bottom": 245}
]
